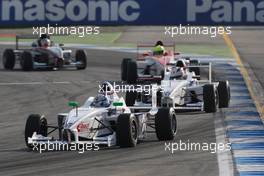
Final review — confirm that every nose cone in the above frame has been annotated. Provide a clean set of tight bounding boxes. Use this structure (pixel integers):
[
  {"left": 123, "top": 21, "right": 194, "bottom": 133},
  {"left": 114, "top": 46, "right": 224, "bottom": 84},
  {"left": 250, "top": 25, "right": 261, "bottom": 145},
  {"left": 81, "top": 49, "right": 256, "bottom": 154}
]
[{"left": 66, "top": 107, "right": 107, "bottom": 126}]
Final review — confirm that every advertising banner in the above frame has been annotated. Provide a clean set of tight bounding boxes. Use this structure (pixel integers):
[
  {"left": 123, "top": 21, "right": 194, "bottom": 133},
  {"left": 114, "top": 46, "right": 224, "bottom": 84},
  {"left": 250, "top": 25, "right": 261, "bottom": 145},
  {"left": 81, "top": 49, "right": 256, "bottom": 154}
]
[{"left": 0, "top": 0, "right": 264, "bottom": 27}]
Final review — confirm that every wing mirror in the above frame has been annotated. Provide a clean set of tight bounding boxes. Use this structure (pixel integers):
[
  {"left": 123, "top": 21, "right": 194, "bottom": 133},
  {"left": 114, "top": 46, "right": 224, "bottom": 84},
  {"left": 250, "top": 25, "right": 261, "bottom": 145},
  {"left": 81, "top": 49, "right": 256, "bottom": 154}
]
[
  {"left": 113, "top": 102, "right": 123, "bottom": 107},
  {"left": 68, "top": 101, "right": 79, "bottom": 116},
  {"left": 68, "top": 101, "right": 79, "bottom": 107}
]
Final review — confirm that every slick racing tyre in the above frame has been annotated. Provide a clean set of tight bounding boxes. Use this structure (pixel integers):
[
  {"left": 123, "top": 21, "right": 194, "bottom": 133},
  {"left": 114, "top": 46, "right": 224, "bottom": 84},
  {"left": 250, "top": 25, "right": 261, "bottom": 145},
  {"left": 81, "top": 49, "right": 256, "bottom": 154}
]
[
  {"left": 21, "top": 51, "right": 33, "bottom": 71},
  {"left": 155, "top": 108, "right": 177, "bottom": 141},
  {"left": 218, "top": 81, "right": 230, "bottom": 108},
  {"left": 62, "top": 130, "right": 75, "bottom": 142},
  {"left": 157, "top": 90, "right": 162, "bottom": 107},
  {"left": 126, "top": 61, "right": 138, "bottom": 84},
  {"left": 25, "top": 114, "right": 48, "bottom": 148},
  {"left": 121, "top": 58, "right": 132, "bottom": 81},
  {"left": 125, "top": 91, "right": 137, "bottom": 106},
  {"left": 203, "top": 84, "right": 218, "bottom": 113},
  {"left": 189, "top": 60, "right": 200, "bottom": 78},
  {"left": 116, "top": 114, "right": 138, "bottom": 147},
  {"left": 3, "top": 49, "right": 15, "bottom": 70},
  {"left": 76, "top": 50, "right": 87, "bottom": 70}
]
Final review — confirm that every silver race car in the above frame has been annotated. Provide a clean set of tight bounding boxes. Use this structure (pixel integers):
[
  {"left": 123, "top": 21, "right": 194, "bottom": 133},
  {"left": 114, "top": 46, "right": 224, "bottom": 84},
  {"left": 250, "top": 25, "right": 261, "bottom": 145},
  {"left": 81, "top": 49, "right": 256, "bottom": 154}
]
[
  {"left": 160, "top": 63, "right": 230, "bottom": 113},
  {"left": 3, "top": 34, "right": 87, "bottom": 71},
  {"left": 25, "top": 82, "right": 177, "bottom": 150},
  {"left": 124, "top": 63, "right": 230, "bottom": 113}
]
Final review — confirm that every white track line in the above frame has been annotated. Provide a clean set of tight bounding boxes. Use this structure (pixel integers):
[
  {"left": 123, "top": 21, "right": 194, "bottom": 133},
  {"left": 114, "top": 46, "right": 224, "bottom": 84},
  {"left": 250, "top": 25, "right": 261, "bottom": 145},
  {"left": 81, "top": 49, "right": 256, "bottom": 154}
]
[
  {"left": 215, "top": 111, "right": 234, "bottom": 176},
  {"left": 0, "top": 81, "right": 74, "bottom": 86}
]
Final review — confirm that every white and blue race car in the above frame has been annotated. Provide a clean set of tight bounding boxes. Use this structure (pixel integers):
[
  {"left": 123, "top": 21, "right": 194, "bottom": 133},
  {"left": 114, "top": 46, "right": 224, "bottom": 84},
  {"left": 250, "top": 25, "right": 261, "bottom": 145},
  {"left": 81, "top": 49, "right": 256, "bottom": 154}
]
[{"left": 25, "top": 81, "right": 177, "bottom": 149}]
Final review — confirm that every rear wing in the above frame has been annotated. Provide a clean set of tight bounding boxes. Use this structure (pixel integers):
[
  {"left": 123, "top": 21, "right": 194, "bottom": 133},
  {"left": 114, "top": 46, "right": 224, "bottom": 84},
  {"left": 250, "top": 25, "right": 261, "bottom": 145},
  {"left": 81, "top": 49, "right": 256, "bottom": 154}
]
[
  {"left": 15, "top": 35, "right": 39, "bottom": 50},
  {"left": 136, "top": 42, "right": 177, "bottom": 59},
  {"left": 187, "top": 63, "right": 212, "bottom": 84},
  {"left": 127, "top": 84, "right": 159, "bottom": 113},
  {"left": 15, "top": 34, "right": 67, "bottom": 50},
  {"left": 110, "top": 81, "right": 159, "bottom": 111},
  {"left": 137, "top": 42, "right": 176, "bottom": 48}
]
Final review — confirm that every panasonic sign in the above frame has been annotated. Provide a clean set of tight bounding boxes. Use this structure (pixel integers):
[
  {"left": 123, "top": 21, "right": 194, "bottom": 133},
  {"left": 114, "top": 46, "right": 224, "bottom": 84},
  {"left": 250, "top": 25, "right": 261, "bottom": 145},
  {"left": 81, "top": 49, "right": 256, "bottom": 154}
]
[
  {"left": 1, "top": 0, "right": 263, "bottom": 26},
  {"left": 1, "top": 0, "right": 140, "bottom": 22},
  {"left": 187, "top": 0, "right": 264, "bottom": 23}
]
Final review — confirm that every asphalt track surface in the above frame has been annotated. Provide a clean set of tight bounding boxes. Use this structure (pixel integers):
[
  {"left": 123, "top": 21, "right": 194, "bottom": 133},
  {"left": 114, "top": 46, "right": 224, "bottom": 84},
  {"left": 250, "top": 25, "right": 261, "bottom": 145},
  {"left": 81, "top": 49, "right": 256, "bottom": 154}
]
[
  {"left": 0, "top": 46, "right": 220, "bottom": 176},
  {"left": 231, "top": 28, "right": 264, "bottom": 90}
]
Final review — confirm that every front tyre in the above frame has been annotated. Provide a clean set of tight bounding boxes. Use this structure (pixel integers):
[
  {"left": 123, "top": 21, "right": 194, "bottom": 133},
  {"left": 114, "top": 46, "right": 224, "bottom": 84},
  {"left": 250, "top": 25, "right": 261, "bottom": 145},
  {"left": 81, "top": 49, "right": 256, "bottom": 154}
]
[
  {"left": 76, "top": 50, "right": 87, "bottom": 70},
  {"left": 20, "top": 51, "right": 33, "bottom": 71},
  {"left": 218, "top": 81, "right": 230, "bottom": 108},
  {"left": 3, "top": 49, "right": 15, "bottom": 70},
  {"left": 116, "top": 114, "right": 138, "bottom": 147},
  {"left": 126, "top": 61, "right": 138, "bottom": 84},
  {"left": 125, "top": 91, "right": 137, "bottom": 106},
  {"left": 155, "top": 108, "right": 177, "bottom": 141},
  {"left": 121, "top": 58, "right": 132, "bottom": 81},
  {"left": 25, "top": 114, "right": 47, "bottom": 148},
  {"left": 203, "top": 84, "right": 218, "bottom": 113}
]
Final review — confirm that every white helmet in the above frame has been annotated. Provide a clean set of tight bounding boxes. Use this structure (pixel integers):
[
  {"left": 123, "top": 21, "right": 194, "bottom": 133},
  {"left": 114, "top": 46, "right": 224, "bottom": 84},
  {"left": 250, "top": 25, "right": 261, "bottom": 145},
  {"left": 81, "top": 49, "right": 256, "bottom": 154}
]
[
  {"left": 99, "top": 82, "right": 114, "bottom": 95},
  {"left": 40, "top": 38, "right": 51, "bottom": 48},
  {"left": 91, "top": 94, "right": 110, "bottom": 107},
  {"left": 170, "top": 67, "right": 184, "bottom": 79}
]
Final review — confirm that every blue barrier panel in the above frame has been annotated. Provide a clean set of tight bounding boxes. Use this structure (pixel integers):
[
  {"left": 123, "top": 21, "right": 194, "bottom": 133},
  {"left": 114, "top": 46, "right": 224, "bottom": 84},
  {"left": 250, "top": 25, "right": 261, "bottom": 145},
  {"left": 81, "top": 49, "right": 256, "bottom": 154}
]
[{"left": 0, "top": 0, "right": 264, "bottom": 27}]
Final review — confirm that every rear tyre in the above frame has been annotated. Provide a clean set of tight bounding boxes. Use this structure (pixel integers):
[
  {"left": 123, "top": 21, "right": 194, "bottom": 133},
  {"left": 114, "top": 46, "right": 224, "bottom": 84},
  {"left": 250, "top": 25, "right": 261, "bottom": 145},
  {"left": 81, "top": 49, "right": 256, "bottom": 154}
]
[
  {"left": 3, "top": 49, "right": 15, "bottom": 70},
  {"left": 189, "top": 60, "right": 200, "bottom": 78},
  {"left": 116, "top": 114, "right": 138, "bottom": 147},
  {"left": 121, "top": 58, "right": 132, "bottom": 81},
  {"left": 125, "top": 91, "right": 137, "bottom": 106},
  {"left": 126, "top": 61, "right": 138, "bottom": 84},
  {"left": 25, "top": 114, "right": 47, "bottom": 148},
  {"left": 155, "top": 108, "right": 177, "bottom": 141},
  {"left": 76, "top": 50, "right": 87, "bottom": 70},
  {"left": 157, "top": 90, "right": 162, "bottom": 107},
  {"left": 21, "top": 51, "right": 33, "bottom": 71},
  {"left": 203, "top": 84, "right": 218, "bottom": 113},
  {"left": 218, "top": 81, "right": 230, "bottom": 108},
  {"left": 62, "top": 130, "right": 75, "bottom": 142}
]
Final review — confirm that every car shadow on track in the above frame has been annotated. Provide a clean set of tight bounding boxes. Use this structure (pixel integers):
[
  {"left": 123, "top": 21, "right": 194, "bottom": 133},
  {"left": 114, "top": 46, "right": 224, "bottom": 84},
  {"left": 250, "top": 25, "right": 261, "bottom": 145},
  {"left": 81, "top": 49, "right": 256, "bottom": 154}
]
[
  {"left": 0, "top": 148, "right": 29, "bottom": 153},
  {"left": 0, "top": 68, "right": 84, "bottom": 72},
  {"left": 175, "top": 110, "right": 208, "bottom": 115},
  {"left": 0, "top": 138, "right": 165, "bottom": 154}
]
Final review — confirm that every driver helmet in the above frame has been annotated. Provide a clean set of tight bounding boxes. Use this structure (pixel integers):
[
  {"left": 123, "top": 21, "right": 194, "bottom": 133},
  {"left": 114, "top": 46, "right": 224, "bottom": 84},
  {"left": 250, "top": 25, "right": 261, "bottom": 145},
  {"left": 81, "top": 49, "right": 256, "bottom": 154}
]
[
  {"left": 153, "top": 45, "right": 165, "bottom": 55},
  {"left": 170, "top": 67, "right": 184, "bottom": 79},
  {"left": 40, "top": 38, "right": 51, "bottom": 48},
  {"left": 40, "top": 34, "right": 50, "bottom": 39},
  {"left": 92, "top": 94, "right": 110, "bottom": 107},
  {"left": 155, "top": 41, "right": 164, "bottom": 46},
  {"left": 176, "top": 59, "right": 186, "bottom": 68}
]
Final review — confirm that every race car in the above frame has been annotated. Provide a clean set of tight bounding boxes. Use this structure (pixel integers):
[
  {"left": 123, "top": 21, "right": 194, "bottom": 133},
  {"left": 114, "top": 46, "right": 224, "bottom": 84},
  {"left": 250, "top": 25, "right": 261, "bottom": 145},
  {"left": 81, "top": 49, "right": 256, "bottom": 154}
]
[
  {"left": 2, "top": 34, "right": 87, "bottom": 71},
  {"left": 25, "top": 81, "right": 177, "bottom": 149},
  {"left": 125, "top": 63, "right": 230, "bottom": 113},
  {"left": 121, "top": 42, "right": 201, "bottom": 84}
]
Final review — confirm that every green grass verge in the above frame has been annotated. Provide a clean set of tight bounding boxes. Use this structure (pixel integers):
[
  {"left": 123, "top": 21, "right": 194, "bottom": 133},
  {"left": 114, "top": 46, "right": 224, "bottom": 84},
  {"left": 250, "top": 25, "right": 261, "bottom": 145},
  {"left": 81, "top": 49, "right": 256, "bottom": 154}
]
[
  {"left": 0, "top": 33, "right": 232, "bottom": 58},
  {"left": 0, "top": 32, "right": 122, "bottom": 44},
  {"left": 176, "top": 44, "right": 232, "bottom": 58}
]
